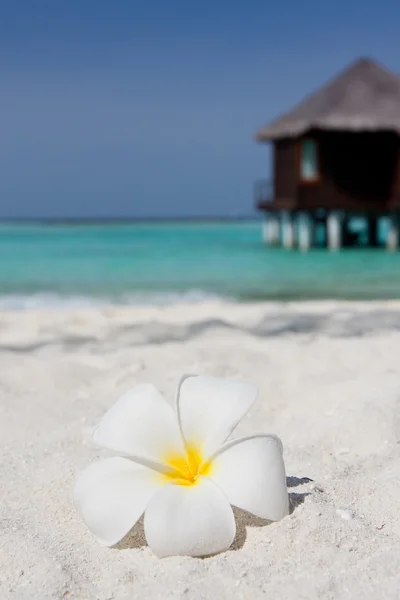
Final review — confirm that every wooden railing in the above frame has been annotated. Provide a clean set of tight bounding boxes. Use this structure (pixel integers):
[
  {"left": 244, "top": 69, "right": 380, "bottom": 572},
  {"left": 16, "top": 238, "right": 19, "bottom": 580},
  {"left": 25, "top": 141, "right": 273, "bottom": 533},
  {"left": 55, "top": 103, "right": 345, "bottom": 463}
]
[{"left": 254, "top": 178, "right": 274, "bottom": 208}]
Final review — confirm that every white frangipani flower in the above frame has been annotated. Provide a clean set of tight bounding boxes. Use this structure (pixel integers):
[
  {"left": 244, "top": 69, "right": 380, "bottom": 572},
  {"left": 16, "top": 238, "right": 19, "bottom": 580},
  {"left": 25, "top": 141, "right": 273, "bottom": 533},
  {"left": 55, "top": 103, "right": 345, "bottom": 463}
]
[{"left": 74, "top": 375, "right": 289, "bottom": 558}]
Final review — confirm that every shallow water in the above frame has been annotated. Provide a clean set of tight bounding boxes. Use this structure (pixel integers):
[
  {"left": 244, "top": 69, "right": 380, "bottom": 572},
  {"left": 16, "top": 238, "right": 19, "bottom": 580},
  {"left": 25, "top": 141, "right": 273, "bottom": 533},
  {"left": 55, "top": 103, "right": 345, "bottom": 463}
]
[{"left": 1, "top": 221, "right": 400, "bottom": 307}]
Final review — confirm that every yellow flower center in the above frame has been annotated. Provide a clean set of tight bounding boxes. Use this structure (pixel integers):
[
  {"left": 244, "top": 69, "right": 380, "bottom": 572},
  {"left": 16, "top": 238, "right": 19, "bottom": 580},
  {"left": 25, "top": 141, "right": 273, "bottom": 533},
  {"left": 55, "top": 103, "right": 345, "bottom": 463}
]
[{"left": 163, "top": 445, "right": 212, "bottom": 486}]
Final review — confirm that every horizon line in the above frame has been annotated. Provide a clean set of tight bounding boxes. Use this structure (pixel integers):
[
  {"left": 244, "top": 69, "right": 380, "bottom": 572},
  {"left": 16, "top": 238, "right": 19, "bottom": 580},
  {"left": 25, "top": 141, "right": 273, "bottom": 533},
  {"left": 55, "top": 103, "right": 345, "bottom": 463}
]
[{"left": 0, "top": 215, "right": 261, "bottom": 225}]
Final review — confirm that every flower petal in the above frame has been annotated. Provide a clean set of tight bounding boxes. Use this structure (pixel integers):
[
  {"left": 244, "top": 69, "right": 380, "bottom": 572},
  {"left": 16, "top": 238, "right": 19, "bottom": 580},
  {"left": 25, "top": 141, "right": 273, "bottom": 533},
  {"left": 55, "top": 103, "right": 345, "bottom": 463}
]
[
  {"left": 74, "top": 457, "right": 162, "bottom": 546},
  {"left": 209, "top": 435, "right": 289, "bottom": 521},
  {"left": 93, "top": 383, "right": 184, "bottom": 468},
  {"left": 144, "top": 477, "right": 236, "bottom": 557},
  {"left": 177, "top": 375, "right": 258, "bottom": 458}
]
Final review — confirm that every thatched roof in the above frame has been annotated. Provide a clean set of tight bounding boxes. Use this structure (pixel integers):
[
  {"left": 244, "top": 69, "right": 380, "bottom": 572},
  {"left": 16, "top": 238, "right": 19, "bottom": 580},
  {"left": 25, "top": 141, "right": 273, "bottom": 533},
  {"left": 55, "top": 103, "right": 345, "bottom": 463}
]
[{"left": 256, "top": 58, "right": 400, "bottom": 141}]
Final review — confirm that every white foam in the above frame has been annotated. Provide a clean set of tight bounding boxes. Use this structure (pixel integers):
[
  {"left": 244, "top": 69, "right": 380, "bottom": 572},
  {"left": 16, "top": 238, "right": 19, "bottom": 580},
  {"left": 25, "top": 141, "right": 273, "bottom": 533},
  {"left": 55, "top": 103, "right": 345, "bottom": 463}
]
[{"left": 0, "top": 289, "right": 226, "bottom": 310}]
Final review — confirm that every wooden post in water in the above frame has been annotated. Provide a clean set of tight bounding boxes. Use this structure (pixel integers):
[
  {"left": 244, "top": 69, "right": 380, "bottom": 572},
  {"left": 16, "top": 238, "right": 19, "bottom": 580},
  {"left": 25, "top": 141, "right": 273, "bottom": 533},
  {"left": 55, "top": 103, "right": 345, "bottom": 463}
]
[
  {"left": 262, "top": 212, "right": 280, "bottom": 245},
  {"left": 297, "top": 212, "right": 314, "bottom": 252},
  {"left": 326, "top": 211, "right": 343, "bottom": 251},
  {"left": 281, "top": 211, "right": 295, "bottom": 249},
  {"left": 387, "top": 214, "right": 399, "bottom": 251}
]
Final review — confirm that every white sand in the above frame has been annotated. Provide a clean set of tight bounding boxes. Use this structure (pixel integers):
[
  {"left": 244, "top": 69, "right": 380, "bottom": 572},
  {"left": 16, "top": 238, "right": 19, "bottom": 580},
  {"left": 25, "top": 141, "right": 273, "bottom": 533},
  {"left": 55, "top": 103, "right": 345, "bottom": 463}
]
[{"left": 1, "top": 300, "right": 400, "bottom": 599}]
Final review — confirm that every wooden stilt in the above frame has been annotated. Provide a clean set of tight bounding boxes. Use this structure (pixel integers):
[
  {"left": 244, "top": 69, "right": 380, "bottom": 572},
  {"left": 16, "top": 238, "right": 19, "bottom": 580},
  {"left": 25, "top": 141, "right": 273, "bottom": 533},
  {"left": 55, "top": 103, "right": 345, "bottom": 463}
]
[
  {"left": 327, "top": 211, "right": 343, "bottom": 251},
  {"left": 262, "top": 213, "right": 280, "bottom": 246},
  {"left": 281, "top": 211, "right": 294, "bottom": 249},
  {"left": 387, "top": 214, "right": 399, "bottom": 251},
  {"left": 297, "top": 212, "right": 313, "bottom": 252}
]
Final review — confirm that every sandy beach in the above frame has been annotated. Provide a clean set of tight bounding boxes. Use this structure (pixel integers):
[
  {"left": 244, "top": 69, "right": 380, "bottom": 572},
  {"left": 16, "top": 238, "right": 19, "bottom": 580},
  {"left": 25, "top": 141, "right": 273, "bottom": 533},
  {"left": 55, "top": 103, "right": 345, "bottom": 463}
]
[{"left": 1, "top": 299, "right": 400, "bottom": 599}]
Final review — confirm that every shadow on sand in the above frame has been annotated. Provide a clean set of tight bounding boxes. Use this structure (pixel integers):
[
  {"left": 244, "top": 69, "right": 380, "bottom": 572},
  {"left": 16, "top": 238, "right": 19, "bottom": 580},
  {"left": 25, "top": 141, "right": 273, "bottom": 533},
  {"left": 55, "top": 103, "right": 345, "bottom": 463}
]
[
  {"left": 114, "top": 475, "right": 312, "bottom": 553},
  {"left": 4, "top": 308, "right": 400, "bottom": 354}
]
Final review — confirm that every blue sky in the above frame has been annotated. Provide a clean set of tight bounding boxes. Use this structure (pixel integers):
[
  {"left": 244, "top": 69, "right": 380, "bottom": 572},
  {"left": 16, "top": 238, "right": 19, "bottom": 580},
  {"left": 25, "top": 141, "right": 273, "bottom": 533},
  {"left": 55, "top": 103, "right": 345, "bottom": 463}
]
[{"left": 1, "top": 0, "right": 399, "bottom": 219}]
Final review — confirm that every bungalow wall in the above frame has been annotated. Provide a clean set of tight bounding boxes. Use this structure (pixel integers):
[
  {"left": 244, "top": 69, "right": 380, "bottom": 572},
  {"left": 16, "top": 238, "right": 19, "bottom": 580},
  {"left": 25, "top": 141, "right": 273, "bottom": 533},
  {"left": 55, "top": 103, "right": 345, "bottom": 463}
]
[{"left": 273, "top": 131, "right": 400, "bottom": 212}]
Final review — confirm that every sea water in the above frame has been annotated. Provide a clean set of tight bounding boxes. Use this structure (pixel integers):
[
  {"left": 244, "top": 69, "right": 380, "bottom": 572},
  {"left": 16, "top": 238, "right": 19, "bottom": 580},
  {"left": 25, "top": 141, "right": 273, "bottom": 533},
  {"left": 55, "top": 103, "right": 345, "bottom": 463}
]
[{"left": 1, "top": 221, "right": 400, "bottom": 308}]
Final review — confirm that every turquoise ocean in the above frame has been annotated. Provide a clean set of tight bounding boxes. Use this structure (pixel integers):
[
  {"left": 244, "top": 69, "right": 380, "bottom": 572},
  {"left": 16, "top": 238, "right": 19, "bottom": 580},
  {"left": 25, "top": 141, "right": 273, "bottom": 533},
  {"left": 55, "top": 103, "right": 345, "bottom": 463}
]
[{"left": 1, "top": 221, "right": 400, "bottom": 308}]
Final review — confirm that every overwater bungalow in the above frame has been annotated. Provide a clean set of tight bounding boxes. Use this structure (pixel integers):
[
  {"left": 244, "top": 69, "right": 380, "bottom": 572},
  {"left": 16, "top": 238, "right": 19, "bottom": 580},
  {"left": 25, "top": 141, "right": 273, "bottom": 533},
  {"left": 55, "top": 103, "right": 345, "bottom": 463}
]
[{"left": 255, "top": 58, "right": 400, "bottom": 250}]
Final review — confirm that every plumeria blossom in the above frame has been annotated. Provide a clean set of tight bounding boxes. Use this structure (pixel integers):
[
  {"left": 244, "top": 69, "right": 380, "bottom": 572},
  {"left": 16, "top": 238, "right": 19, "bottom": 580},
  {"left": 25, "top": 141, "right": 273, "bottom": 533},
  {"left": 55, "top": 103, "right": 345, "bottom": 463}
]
[{"left": 74, "top": 375, "right": 289, "bottom": 558}]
